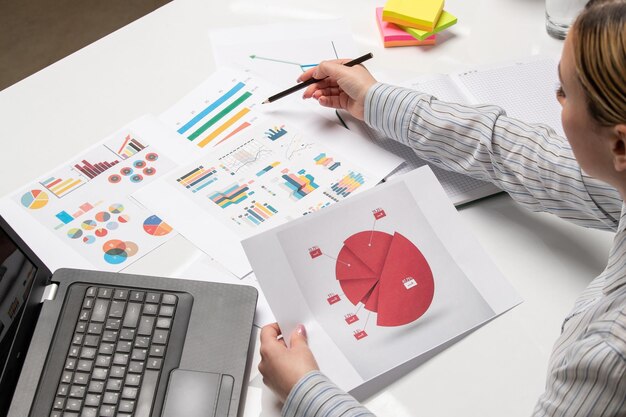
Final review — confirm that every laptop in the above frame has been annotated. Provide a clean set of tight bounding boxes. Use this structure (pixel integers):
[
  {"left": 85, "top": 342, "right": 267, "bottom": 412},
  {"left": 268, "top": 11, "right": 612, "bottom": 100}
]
[{"left": 0, "top": 215, "right": 257, "bottom": 417}]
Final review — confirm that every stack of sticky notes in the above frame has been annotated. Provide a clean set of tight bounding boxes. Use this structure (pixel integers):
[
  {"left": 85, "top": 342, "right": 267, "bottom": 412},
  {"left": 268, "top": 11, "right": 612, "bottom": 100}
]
[{"left": 376, "top": 0, "right": 457, "bottom": 48}]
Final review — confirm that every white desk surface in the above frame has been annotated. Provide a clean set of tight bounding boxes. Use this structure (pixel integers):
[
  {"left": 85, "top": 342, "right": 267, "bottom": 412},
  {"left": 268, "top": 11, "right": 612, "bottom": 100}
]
[{"left": 0, "top": 0, "right": 616, "bottom": 416}]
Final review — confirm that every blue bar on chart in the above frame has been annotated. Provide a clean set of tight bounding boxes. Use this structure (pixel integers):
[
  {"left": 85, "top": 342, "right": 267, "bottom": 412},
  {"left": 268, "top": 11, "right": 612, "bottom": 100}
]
[
  {"left": 176, "top": 165, "right": 219, "bottom": 193},
  {"left": 177, "top": 82, "right": 246, "bottom": 135}
]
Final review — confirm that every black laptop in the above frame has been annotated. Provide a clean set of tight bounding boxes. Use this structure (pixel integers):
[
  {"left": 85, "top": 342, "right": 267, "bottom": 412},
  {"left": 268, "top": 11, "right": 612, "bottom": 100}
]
[{"left": 0, "top": 215, "right": 257, "bottom": 417}]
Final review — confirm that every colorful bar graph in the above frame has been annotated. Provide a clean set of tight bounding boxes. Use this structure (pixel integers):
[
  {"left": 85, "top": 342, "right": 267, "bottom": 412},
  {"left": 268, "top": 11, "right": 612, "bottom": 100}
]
[
  {"left": 116, "top": 135, "right": 146, "bottom": 159},
  {"left": 314, "top": 153, "right": 341, "bottom": 171},
  {"left": 282, "top": 169, "right": 319, "bottom": 200},
  {"left": 239, "top": 201, "right": 278, "bottom": 227},
  {"left": 329, "top": 171, "right": 365, "bottom": 198},
  {"left": 176, "top": 165, "right": 219, "bottom": 193},
  {"left": 74, "top": 158, "right": 119, "bottom": 179},
  {"left": 54, "top": 201, "right": 100, "bottom": 229},
  {"left": 265, "top": 125, "right": 288, "bottom": 141},
  {"left": 188, "top": 91, "right": 253, "bottom": 141},
  {"left": 256, "top": 162, "right": 280, "bottom": 177},
  {"left": 209, "top": 183, "right": 250, "bottom": 208},
  {"left": 41, "top": 176, "right": 84, "bottom": 197},
  {"left": 197, "top": 107, "right": 251, "bottom": 148},
  {"left": 177, "top": 82, "right": 245, "bottom": 134}
]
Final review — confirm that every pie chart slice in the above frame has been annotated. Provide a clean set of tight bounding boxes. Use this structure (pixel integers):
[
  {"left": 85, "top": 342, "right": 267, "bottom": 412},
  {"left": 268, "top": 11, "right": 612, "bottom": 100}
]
[
  {"left": 335, "top": 245, "right": 377, "bottom": 281},
  {"left": 143, "top": 215, "right": 173, "bottom": 236},
  {"left": 339, "top": 278, "right": 379, "bottom": 306},
  {"left": 343, "top": 231, "right": 393, "bottom": 276},
  {"left": 364, "top": 283, "right": 380, "bottom": 312},
  {"left": 376, "top": 232, "right": 434, "bottom": 327}
]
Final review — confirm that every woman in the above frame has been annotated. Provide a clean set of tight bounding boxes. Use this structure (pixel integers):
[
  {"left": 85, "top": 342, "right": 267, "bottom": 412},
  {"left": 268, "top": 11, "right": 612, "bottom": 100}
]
[{"left": 259, "top": 0, "right": 626, "bottom": 416}]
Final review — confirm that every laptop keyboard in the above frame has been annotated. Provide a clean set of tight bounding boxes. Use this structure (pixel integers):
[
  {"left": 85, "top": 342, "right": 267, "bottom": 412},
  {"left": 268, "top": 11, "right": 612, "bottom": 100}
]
[{"left": 50, "top": 286, "right": 178, "bottom": 417}]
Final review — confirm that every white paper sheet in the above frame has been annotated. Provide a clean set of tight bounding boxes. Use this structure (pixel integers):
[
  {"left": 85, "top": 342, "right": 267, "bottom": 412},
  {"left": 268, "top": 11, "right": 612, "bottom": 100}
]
[
  {"left": 0, "top": 115, "right": 182, "bottom": 272},
  {"left": 243, "top": 166, "right": 522, "bottom": 392}
]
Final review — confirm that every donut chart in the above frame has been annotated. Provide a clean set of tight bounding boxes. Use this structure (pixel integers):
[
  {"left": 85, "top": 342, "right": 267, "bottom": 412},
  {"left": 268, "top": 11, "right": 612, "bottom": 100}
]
[{"left": 336, "top": 231, "right": 434, "bottom": 327}]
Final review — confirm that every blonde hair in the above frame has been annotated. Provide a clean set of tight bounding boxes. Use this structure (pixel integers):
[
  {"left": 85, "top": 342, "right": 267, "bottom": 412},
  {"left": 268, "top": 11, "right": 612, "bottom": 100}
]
[{"left": 572, "top": 0, "right": 626, "bottom": 126}]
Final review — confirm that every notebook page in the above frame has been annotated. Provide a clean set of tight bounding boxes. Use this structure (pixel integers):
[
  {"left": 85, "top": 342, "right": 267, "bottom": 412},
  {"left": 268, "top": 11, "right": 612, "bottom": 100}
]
[{"left": 452, "top": 58, "right": 564, "bottom": 137}]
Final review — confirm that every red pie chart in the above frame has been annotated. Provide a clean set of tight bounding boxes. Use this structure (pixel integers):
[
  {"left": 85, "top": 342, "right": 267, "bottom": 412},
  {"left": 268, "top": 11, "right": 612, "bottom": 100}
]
[{"left": 336, "top": 231, "right": 434, "bottom": 327}]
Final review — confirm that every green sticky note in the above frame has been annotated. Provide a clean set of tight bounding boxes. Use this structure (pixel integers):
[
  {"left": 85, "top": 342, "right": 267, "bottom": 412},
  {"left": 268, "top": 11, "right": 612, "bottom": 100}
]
[{"left": 401, "top": 10, "right": 458, "bottom": 40}]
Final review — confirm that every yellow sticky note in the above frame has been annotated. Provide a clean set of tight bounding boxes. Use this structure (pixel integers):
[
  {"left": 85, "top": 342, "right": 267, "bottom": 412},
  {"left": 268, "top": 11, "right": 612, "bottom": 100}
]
[
  {"left": 382, "top": 0, "right": 444, "bottom": 32},
  {"left": 401, "top": 10, "right": 457, "bottom": 40}
]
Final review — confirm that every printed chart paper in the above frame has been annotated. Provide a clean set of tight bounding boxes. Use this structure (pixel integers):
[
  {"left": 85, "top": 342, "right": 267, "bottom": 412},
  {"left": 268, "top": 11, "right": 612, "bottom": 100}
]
[
  {"left": 0, "top": 116, "right": 183, "bottom": 272},
  {"left": 243, "top": 167, "right": 522, "bottom": 392},
  {"left": 137, "top": 69, "right": 403, "bottom": 277}
]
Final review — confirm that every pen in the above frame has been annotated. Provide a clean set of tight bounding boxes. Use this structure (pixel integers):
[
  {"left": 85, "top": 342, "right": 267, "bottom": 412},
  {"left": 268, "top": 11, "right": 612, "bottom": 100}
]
[{"left": 262, "top": 52, "right": 374, "bottom": 104}]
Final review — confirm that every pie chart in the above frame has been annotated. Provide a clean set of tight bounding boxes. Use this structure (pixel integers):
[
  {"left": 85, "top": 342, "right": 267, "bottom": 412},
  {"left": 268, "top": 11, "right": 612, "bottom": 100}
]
[
  {"left": 336, "top": 231, "right": 434, "bottom": 327},
  {"left": 143, "top": 215, "right": 173, "bottom": 236},
  {"left": 21, "top": 189, "right": 49, "bottom": 209}
]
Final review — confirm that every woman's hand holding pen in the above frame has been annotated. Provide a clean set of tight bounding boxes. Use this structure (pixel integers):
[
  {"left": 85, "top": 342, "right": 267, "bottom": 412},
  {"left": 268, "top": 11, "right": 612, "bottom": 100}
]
[{"left": 299, "top": 59, "right": 377, "bottom": 121}]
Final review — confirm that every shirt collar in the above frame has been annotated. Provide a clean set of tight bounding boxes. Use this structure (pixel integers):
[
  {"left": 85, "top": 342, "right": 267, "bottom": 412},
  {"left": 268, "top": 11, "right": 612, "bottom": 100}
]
[{"left": 603, "top": 203, "right": 626, "bottom": 295}]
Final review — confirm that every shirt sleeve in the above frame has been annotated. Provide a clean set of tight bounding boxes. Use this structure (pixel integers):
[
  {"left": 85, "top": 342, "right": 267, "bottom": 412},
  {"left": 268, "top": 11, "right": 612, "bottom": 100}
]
[
  {"left": 532, "top": 330, "right": 626, "bottom": 416},
  {"left": 365, "top": 83, "right": 622, "bottom": 231},
  {"left": 282, "top": 371, "right": 376, "bottom": 417}
]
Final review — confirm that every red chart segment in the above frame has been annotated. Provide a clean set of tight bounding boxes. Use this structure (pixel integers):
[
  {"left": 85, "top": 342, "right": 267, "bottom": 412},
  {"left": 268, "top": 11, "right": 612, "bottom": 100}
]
[{"left": 336, "top": 231, "right": 434, "bottom": 327}]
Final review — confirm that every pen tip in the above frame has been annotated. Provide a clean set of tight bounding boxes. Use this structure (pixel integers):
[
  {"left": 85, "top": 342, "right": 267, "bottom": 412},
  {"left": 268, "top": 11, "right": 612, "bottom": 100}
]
[{"left": 262, "top": 99, "right": 269, "bottom": 104}]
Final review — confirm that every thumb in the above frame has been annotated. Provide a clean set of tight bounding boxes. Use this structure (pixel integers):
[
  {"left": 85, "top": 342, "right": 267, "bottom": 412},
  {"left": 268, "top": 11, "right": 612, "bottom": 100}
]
[{"left": 289, "top": 324, "right": 309, "bottom": 348}]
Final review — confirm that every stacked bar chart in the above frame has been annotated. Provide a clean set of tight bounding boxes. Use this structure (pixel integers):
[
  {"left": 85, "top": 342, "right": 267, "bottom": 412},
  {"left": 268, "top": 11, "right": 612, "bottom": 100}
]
[
  {"left": 325, "top": 171, "right": 365, "bottom": 201},
  {"left": 314, "top": 153, "right": 341, "bottom": 171},
  {"left": 209, "top": 183, "right": 250, "bottom": 208},
  {"left": 235, "top": 200, "right": 278, "bottom": 227},
  {"left": 74, "top": 158, "right": 120, "bottom": 179},
  {"left": 265, "top": 125, "right": 288, "bottom": 141},
  {"left": 281, "top": 169, "right": 319, "bottom": 200},
  {"left": 176, "top": 165, "right": 219, "bottom": 193},
  {"left": 256, "top": 162, "right": 280, "bottom": 177}
]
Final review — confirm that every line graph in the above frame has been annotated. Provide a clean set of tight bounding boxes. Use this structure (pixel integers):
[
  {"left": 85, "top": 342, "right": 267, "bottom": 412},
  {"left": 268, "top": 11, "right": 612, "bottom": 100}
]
[{"left": 218, "top": 139, "right": 272, "bottom": 174}]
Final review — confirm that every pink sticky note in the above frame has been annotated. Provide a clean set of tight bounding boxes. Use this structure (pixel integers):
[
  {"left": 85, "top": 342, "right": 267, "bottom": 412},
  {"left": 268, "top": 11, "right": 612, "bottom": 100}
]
[{"left": 375, "top": 7, "right": 436, "bottom": 47}]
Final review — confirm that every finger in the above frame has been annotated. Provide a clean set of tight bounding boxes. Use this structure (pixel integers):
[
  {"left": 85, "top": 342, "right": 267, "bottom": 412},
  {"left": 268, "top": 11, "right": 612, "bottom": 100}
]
[
  {"left": 314, "top": 59, "right": 354, "bottom": 80},
  {"left": 302, "top": 80, "right": 335, "bottom": 99},
  {"left": 260, "top": 323, "right": 282, "bottom": 344},
  {"left": 289, "top": 324, "right": 309, "bottom": 348},
  {"left": 297, "top": 66, "right": 317, "bottom": 83}
]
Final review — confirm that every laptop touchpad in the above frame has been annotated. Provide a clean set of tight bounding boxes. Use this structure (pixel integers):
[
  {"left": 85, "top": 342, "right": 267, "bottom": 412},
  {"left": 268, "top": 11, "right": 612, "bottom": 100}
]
[{"left": 162, "top": 369, "right": 234, "bottom": 417}]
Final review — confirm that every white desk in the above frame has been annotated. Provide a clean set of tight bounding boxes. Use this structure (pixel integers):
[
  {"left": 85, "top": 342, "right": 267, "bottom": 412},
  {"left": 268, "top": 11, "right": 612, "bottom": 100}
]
[{"left": 0, "top": 1, "right": 616, "bottom": 416}]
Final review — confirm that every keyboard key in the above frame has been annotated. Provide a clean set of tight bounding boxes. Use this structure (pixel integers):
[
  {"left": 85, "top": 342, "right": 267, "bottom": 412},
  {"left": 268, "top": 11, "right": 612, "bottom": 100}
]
[
  {"left": 61, "top": 371, "right": 73, "bottom": 384},
  {"left": 87, "top": 323, "right": 103, "bottom": 335},
  {"left": 98, "top": 343, "right": 114, "bottom": 355},
  {"left": 97, "top": 288, "right": 112, "bottom": 299},
  {"left": 101, "top": 330, "right": 118, "bottom": 342},
  {"left": 106, "top": 378, "right": 122, "bottom": 391},
  {"left": 118, "top": 400, "right": 135, "bottom": 413},
  {"left": 110, "top": 366, "right": 126, "bottom": 378},
  {"left": 53, "top": 396, "right": 65, "bottom": 410},
  {"left": 122, "top": 386, "right": 138, "bottom": 400},
  {"left": 142, "top": 304, "right": 158, "bottom": 315},
  {"left": 149, "top": 345, "right": 164, "bottom": 357},
  {"left": 135, "top": 370, "right": 159, "bottom": 417},
  {"left": 146, "top": 293, "right": 160, "bottom": 303},
  {"left": 68, "top": 346, "right": 80, "bottom": 358},
  {"left": 159, "top": 305, "right": 175, "bottom": 317},
  {"left": 156, "top": 318, "right": 172, "bottom": 329},
  {"left": 66, "top": 398, "right": 82, "bottom": 411},
  {"left": 82, "top": 297, "right": 94, "bottom": 309},
  {"left": 114, "top": 289, "right": 129, "bottom": 300},
  {"left": 105, "top": 318, "right": 121, "bottom": 330},
  {"left": 125, "top": 373, "right": 141, "bottom": 387},
  {"left": 102, "top": 392, "right": 119, "bottom": 405},
  {"left": 146, "top": 358, "right": 162, "bottom": 370},
  {"left": 50, "top": 411, "right": 62, "bottom": 417},
  {"left": 57, "top": 384, "right": 70, "bottom": 396},
  {"left": 113, "top": 353, "right": 129, "bottom": 366},
  {"left": 123, "top": 303, "right": 141, "bottom": 328},
  {"left": 161, "top": 294, "right": 177, "bottom": 305},
  {"left": 116, "top": 341, "right": 132, "bottom": 353},
  {"left": 77, "top": 359, "right": 93, "bottom": 372},
  {"left": 99, "top": 405, "right": 116, "bottom": 417},
  {"left": 131, "top": 348, "right": 147, "bottom": 361},
  {"left": 73, "top": 372, "right": 89, "bottom": 385},
  {"left": 61, "top": 412, "right": 78, "bottom": 417},
  {"left": 153, "top": 330, "right": 168, "bottom": 345},
  {"left": 69, "top": 385, "right": 86, "bottom": 398},
  {"left": 129, "top": 291, "right": 145, "bottom": 302},
  {"left": 134, "top": 336, "right": 150, "bottom": 348},
  {"left": 87, "top": 381, "right": 104, "bottom": 394},
  {"left": 137, "top": 316, "right": 154, "bottom": 335},
  {"left": 128, "top": 361, "right": 144, "bottom": 373},
  {"left": 95, "top": 355, "right": 111, "bottom": 368},
  {"left": 86, "top": 287, "right": 97, "bottom": 297},
  {"left": 84, "top": 393, "right": 101, "bottom": 407},
  {"left": 79, "top": 407, "right": 97, "bottom": 417},
  {"left": 91, "top": 367, "right": 108, "bottom": 380},
  {"left": 91, "top": 299, "right": 109, "bottom": 322},
  {"left": 64, "top": 358, "right": 77, "bottom": 371},
  {"left": 83, "top": 335, "right": 99, "bottom": 347},
  {"left": 119, "top": 329, "right": 135, "bottom": 340},
  {"left": 75, "top": 321, "right": 87, "bottom": 333},
  {"left": 109, "top": 301, "right": 125, "bottom": 318},
  {"left": 80, "top": 347, "right": 96, "bottom": 359}
]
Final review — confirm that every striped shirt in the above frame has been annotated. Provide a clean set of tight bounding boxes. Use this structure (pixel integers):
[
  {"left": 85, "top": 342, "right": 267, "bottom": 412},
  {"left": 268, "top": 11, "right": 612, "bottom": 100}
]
[{"left": 282, "top": 84, "right": 626, "bottom": 417}]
